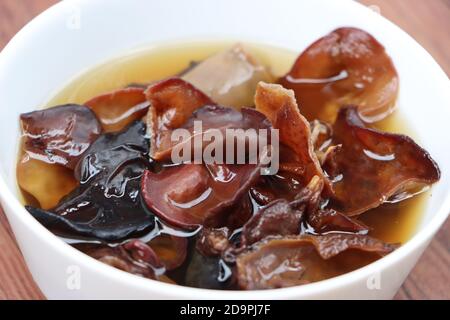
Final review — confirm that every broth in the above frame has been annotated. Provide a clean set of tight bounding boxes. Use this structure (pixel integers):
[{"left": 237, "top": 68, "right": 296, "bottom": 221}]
[{"left": 18, "top": 41, "right": 429, "bottom": 288}]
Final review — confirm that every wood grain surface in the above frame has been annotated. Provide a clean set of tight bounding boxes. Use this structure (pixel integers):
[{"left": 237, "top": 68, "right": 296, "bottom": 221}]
[{"left": 0, "top": 0, "right": 448, "bottom": 300}]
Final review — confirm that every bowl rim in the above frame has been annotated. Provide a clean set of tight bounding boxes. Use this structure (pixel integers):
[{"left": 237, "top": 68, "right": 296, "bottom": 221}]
[{"left": 0, "top": 0, "right": 449, "bottom": 299}]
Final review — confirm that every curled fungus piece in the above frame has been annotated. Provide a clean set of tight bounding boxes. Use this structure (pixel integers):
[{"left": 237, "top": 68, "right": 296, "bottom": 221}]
[
  {"left": 77, "top": 241, "right": 162, "bottom": 280},
  {"left": 141, "top": 162, "right": 262, "bottom": 230},
  {"left": 279, "top": 27, "right": 399, "bottom": 123},
  {"left": 20, "top": 104, "right": 101, "bottom": 169},
  {"left": 26, "top": 121, "right": 154, "bottom": 241},
  {"left": 254, "top": 82, "right": 332, "bottom": 193},
  {"left": 324, "top": 106, "right": 440, "bottom": 215},
  {"left": 236, "top": 233, "right": 398, "bottom": 289},
  {"left": 145, "top": 78, "right": 213, "bottom": 159},
  {"left": 242, "top": 176, "right": 323, "bottom": 246},
  {"left": 85, "top": 87, "right": 149, "bottom": 132}
]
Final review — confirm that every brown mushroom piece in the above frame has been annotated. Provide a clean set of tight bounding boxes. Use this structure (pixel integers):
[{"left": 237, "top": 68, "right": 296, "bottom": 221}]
[
  {"left": 324, "top": 106, "right": 440, "bottom": 216},
  {"left": 242, "top": 176, "right": 323, "bottom": 246},
  {"left": 20, "top": 104, "right": 101, "bottom": 170},
  {"left": 279, "top": 27, "right": 399, "bottom": 123},
  {"left": 204, "top": 191, "right": 255, "bottom": 233},
  {"left": 182, "top": 44, "right": 273, "bottom": 108},
  {"left": 155, "top": 104, "right": 272, "bottom": 163},
  {"left": 254, "top": 82, "right": 332, "bottom": 193},
  {"left": 241, "top": 199, "right": 304, "bottom": 247},
  {"left": 84, "top": 87, "right": 149, "bottom": 132},
  {"left": 76, "top": 240, "right": 177, "bottom": 282},
  {"left": 145, "top": 77, "right": 214, "bottom": 160},
  {"left": 141, "top": 162, "right": 262, "bottom": 230},
  {"left": 236, "top": 233, "right": 398, "bottom": 290},
  {"left": 141, "top": 104, "right": 272, "bottom": 230},
  {"left": 250, "top": 171, "right": 303, "bottom": 205},
  {"left": 307, "top": 208, "right": 369, "bottom": 234},
  {"left": 246, "top": 173, "right": 368, "bottom": 241}
]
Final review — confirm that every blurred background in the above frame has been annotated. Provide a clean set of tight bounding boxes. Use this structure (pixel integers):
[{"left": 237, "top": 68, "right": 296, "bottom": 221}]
[{"left": 0, "top": 0, "right": 448, "bottom": 299}]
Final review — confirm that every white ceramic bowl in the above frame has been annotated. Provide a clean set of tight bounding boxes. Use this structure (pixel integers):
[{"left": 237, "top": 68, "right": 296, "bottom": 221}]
[{"left": 0, "top": 0, "right": 449, "bottom": 299}]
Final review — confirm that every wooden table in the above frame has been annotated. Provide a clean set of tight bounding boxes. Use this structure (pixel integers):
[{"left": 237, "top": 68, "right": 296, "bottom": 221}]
[{"left": 0, "top": 0, "right": 448, "bottom": 300}]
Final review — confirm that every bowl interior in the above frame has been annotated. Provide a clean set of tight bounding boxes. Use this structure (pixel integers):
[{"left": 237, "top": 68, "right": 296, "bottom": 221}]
[{"left": 0, "top": 0, "right": 449, "bottom": 297}]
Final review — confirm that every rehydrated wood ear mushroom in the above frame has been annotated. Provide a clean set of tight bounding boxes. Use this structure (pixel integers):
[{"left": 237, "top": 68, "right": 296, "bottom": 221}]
[
  {"left": 254, "top": 82, "right": 332, "bottom": 193},
  {"left": 145, "top": 77, "right": 214, "bottom": 160},
  {"left": 236, "top": 233, "right": 398, "bottom": 290},
  {"left": 85, "top": 87, "right": 149, "bottom": 132},
  {"left": 324, "top": 106, "right": 440, "bottom": 216},
  {"left": 20, "top": 104, "right": 101, "bottom": 169},
  {"left": 26, "top": 121, "right": 154, "bottom": 241},
  {"left": 279, "top": 27, "right": 399, "bottom": 123}
]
